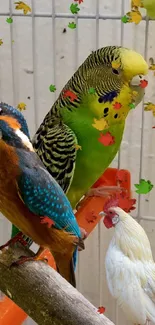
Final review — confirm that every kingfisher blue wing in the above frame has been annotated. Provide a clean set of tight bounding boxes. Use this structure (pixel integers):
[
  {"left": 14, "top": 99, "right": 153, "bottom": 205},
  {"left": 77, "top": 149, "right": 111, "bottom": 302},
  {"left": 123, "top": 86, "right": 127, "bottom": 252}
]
[
  {"left": 16, "top": 148, "right": 81, "bottom": 238},
  {"left": 14, "top": 149, "right": 82, "bottom": 286}
]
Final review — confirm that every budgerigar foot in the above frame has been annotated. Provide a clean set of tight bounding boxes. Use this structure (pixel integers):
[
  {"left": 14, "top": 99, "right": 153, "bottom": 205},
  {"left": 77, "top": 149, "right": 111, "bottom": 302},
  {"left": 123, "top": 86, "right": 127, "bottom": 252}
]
[
  {"left": 76, "top": 186, "right": 127, "bottom": 210},
  {"left": 10, "top": 246, "right": 48, "bottom": 268},
  {"left": 73, "top": 234, "right": 85, "bottom": 251},
  {"left": 78, "top": 227, "right": 88, "bottom": 251},
  {"left": 80, "top": 227, "right": 88, "bottom": 240},
  {"left": 0, "top": 232, "right": 27, "bottom": 251},
  {"left": 85, "top": 185, "right": 126, "bottom": 198}
]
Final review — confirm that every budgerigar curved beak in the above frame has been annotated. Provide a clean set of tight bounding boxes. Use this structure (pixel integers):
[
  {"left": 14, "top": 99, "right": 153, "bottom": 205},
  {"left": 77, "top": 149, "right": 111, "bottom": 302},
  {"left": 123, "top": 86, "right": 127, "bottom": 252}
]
[
  {"left": 130, "top": 75, "right": 148, "bottom": 107},
  {"left": 130, "top": 75, "right": 148, "bottom": 87}
]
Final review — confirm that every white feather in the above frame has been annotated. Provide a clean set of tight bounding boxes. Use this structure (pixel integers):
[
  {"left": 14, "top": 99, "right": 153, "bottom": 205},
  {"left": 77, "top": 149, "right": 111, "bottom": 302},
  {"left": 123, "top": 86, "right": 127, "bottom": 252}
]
[
  {"left": 16, "top": 129, "right": 34, "bottom": 151},
  {"left": 105, "top": 207, "right": 155, "bottom": 324}
]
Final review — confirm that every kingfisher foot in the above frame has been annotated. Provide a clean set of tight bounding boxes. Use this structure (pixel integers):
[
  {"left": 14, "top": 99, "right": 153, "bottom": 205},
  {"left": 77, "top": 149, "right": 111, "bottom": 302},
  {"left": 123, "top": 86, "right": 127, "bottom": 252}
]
[
  {"left": 0, "top": 232, "right": 27, "bottom": 251},
  {"left": 10, "top": 246, "right": 48, "bottom": 268},
  {"left": 10, "top": 255, "right": 48, "bottom": 268}
]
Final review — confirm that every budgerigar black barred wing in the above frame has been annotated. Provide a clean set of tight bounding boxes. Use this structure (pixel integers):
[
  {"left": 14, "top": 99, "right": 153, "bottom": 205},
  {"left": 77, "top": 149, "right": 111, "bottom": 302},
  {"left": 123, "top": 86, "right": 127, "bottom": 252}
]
[{"left": 33, "top": 123, "right": 77, "bottom": 194}]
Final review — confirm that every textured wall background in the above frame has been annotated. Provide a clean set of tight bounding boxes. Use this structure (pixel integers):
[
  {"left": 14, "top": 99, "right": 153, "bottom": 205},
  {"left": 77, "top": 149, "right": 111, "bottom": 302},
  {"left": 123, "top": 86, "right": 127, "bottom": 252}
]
[{"left": 0, "top": 1, "right": 155, "bottom": 325}]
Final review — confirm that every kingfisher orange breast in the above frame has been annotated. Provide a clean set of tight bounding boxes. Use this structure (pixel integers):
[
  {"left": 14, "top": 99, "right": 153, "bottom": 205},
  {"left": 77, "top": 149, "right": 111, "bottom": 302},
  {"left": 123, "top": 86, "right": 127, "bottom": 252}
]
[{"left": 0, "top": 139, "right": 75, "bottom": 254}]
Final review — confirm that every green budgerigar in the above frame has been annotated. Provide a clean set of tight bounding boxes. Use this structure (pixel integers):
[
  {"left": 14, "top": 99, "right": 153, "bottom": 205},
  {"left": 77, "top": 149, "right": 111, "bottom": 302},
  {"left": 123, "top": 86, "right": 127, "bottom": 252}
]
[{"left": 11, "top": 46, "right": 148, "bottom": 243}]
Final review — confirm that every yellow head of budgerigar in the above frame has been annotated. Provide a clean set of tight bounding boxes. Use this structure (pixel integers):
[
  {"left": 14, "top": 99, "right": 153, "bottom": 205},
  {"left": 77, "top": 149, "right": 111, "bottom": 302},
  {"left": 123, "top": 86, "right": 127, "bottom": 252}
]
[{"left": 119, "top": 47, "right": 148, "bottom": 81}]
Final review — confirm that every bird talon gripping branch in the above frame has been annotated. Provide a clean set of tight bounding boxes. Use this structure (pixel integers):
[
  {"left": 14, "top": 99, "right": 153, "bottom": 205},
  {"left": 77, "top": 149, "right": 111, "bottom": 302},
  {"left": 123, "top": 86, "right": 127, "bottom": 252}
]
[
  {"left": 10, "top": 254, "right": 48, "bottom": 268},
  {"left": 0, "top": 231, "right": 27, "bottom": 251}
]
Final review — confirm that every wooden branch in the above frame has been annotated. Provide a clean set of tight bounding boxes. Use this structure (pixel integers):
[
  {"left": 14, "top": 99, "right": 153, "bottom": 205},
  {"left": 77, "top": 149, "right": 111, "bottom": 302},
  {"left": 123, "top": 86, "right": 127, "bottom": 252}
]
[{"left": 0, "top": 246, "right": 114, "bottom": 325}]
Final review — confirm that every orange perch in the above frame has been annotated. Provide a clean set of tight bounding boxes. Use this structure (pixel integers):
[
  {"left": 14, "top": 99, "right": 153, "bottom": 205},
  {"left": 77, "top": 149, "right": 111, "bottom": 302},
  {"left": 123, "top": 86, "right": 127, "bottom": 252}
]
[{"left": 0, "top": 167, "right": 131, "bottom": 325}]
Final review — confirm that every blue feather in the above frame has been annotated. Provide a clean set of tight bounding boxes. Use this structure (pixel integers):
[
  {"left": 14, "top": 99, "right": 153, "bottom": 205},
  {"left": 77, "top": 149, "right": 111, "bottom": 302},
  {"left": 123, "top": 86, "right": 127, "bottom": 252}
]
[
  {"left": 98, "top": 90, "right": 118, "bottom": 103},
  {"left": 17, "top": 149, "right": 81, "bottom": 240}
]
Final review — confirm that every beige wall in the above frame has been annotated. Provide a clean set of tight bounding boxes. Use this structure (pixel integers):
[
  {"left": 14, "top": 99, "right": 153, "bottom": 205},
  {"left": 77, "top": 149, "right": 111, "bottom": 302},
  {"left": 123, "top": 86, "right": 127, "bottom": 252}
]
[{"left": 0, "top": 1, "right": 155, "bottom": 324}]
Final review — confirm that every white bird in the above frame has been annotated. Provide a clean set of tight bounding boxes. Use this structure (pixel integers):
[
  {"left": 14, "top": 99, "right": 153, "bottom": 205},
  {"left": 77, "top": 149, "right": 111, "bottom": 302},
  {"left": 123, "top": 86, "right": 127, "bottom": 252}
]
[{"left": 100, "top": 205, "right": 155, "bottom": 325}]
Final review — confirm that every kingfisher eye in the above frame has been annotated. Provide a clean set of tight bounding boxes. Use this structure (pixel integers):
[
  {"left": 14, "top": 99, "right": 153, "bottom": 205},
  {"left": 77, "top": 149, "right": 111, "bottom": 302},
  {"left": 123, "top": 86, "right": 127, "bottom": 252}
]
[
  {"left": 0, "top": 107, "right": 3, "bottom": 115},
  {"left": 112, "top": 68, "right": 119, "bottom": 75}
]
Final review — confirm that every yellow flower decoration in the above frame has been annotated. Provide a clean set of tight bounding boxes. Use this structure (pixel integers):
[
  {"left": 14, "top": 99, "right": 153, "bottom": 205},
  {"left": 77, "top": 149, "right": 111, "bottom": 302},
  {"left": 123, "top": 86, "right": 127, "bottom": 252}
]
[
  {"left": 74, "top": 144, "right": 82, "bottom": 151},
  {"left": 17, "top": 102, "right": 27, "bottom": 111},
  {"left": 14, "top": 2, "right": 31, "bottom": 15},
  {"left": 149, "top": 58, "right": 155, "bottom": 75},
  {"left": 127, "top": 10, "right": 142, "bottom": 24},
  {"left": 131, "top": 0, "right": 143, "bottom": 9},
  {"left": 92, "top": 118, "right": 109, "bottom": 131},
  {"left": 144, "top": 102, "right": 155, "bottom": 116}
]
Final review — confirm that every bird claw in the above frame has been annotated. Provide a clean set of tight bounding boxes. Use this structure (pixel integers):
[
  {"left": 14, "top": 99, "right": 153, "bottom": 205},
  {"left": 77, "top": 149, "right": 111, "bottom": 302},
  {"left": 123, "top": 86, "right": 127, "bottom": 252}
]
[
  {"left": 75, "top": 186, "right": 126, "bottom": 210},
  {"left": 0, "top": 232, "right": 27, "bottom": 251},
  {"left": 78, "top": 227, "right": 87, "bottom": 251},
  {"left": 80, "top": 227, "right": 88, "bottom": 240},
  {"left": 10, "top": 255, "right": 48, "bottom": 268},
  {"left": 85, "top": 186, "right": 126, "bottom": 198}
]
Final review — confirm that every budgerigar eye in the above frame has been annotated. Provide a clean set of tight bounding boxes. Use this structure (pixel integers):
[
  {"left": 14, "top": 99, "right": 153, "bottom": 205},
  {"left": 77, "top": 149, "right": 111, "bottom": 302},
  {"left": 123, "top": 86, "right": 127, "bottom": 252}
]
[{"left": 112, "top": 68, "right": 119, "bottom": 75}]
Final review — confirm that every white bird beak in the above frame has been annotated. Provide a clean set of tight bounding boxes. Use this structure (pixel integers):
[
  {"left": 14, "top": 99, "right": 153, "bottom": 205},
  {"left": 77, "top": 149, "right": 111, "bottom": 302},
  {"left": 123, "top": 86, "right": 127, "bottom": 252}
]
[
  {"left": 130, "top": 75, "right": 148, "bottom": 86},
  {"left": 99, "top": 211, "right": 106, "bottom": 217}
]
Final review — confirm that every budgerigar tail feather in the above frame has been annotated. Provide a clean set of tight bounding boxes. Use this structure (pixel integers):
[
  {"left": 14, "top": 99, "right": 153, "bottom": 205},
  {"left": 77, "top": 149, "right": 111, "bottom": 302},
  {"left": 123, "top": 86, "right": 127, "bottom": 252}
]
[{"left": 52, "top": 251, "right": 77, "bottom": 287}]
